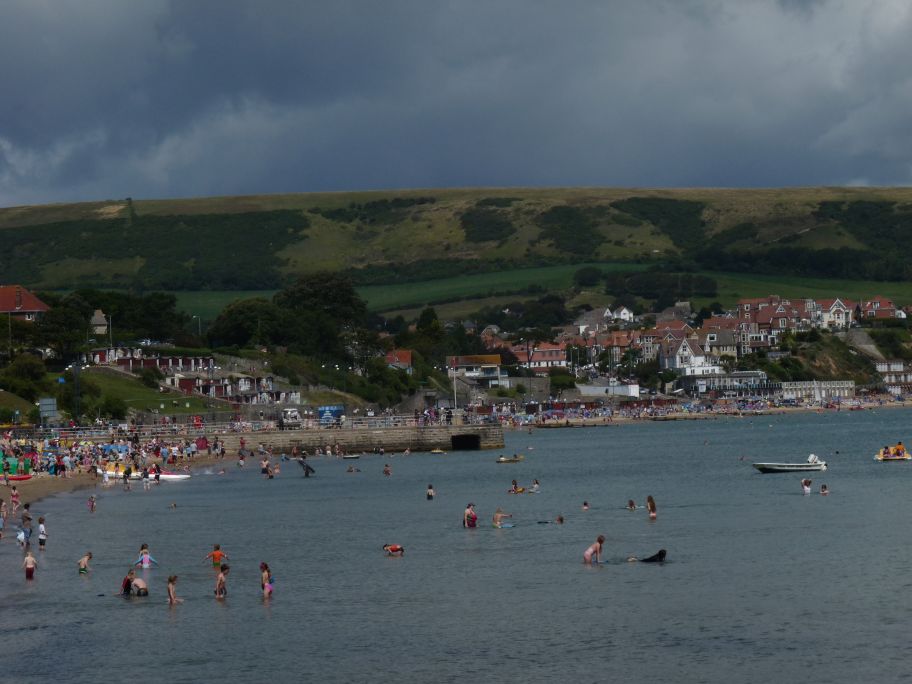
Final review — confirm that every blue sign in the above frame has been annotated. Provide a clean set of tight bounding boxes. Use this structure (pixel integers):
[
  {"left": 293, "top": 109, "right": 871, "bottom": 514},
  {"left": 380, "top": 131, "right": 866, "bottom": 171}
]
[{"left": 317, "top": 404, "right": 345, "bottom": 424}]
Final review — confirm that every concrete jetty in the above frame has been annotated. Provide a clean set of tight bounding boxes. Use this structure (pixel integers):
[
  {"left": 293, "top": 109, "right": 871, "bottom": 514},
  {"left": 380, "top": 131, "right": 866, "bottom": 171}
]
[{"left": 213, "top": 423, "right": 505, "bottom": 453}]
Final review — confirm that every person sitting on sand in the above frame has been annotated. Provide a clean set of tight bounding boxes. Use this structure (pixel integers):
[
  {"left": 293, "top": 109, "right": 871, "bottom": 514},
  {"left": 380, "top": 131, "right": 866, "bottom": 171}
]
[{"left": 383, "top": 544, "right": 405, "bottom": 557}]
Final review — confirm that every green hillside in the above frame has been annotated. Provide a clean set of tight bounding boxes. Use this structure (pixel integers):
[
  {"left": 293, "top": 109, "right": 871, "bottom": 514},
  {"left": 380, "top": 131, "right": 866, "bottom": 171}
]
[{"left": 5, "top": 187, "right": 912, "bottom": 292}]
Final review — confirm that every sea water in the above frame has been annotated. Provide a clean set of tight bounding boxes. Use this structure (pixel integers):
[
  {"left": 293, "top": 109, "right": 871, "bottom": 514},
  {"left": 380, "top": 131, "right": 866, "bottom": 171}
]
[{"left": 1, "top": 409, "right": 910, "bottom": 683}]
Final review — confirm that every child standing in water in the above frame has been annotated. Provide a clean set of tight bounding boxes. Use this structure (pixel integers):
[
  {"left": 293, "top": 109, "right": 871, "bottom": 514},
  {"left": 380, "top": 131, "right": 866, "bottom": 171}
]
[
  {"left": 426, "top": 484, "right": 435, "bottom": 500},
  {"left": 134, "top": 544, "right": 158, "bottom": 568},
  {"left": 22, "top": 550, "right": 38, "bottom": 580},
  {"left": 37, "top": 517, "right": 48, "bottom": 550},
  {"left": 78, "top": 552, "right": 92, "bottom": 574},
  {"left": 260, "top": 562, "right": 274, "bottom": 598},
  {"left": 10, "top": 486, "right": 20, "bottom": 514},
  {"left": 215, "top": 564, "right": 229, "bottom": 598},
  {"left": 167, "top": 575, "right": 183, "bottom": 605},
  {"left": 87, "top": 495, "right": 97, "bottom": 513},
  {"left": 205, "top": 544, "right": 228, "bottom": 568}
]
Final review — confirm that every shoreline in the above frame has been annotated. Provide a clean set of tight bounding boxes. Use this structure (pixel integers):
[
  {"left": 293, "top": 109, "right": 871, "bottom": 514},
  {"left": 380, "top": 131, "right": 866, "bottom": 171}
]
[{"left": 8, "top": 403, "right": 908, "bottom": 506}]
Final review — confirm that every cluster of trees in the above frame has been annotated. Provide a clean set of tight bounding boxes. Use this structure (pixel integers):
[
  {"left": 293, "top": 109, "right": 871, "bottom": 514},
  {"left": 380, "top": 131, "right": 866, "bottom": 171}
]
[
  {"left": 572, "top": 266, "right": 718, "bottom": 312},
  {"left": 310, "top": 197, "right": 436, "bottom": 224},
  {"left": 4, "top": 290, "right": 193, "bottom": 363},
  {"left": 0, "top": 210, "right": 306, "bottom": 290}
]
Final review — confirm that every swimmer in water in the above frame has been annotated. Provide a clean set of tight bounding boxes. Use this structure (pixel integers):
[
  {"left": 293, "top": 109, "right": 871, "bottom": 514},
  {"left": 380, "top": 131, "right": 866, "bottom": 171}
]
[
  {"left": 530, "top": 479, "right": 540, "bottom": 493},
  {"left": 492, "top": 508, "right": 512, "bottom": 528},
  {"left": 134, "top": 544, "right": 158, "bottom": 568},
  {"left": 167, "top": 575, "right": 183, "bottom": 605},
  {"left": 583, "top": 535, "right": 605, "bottom": 564},
  {"left": 78, "top": 552, "right": 92, "bottom": 575},
  {"left": 801, "top": 479, "right": 812, "bottom": 495},
  {"left": 426, "top": 484, "right": 435, "bottom": 500},
  {"left": 627, "top": 549, "right": 667, "bottom": 563},
  {"left": 87, "top": 495, "right": 96, "bottom": 513},
  {"left": 646, "top": 495, "right": 657, "bottom": 520},
  {"left": 383, "top": 464, "right": 392, "bottom": 477},
  {"left": 627, "top": 500, "right": 636, "bottom": 511},
  {"left": 582, "top": 501, "right": 590, "bottom": 511},
  {"left": 820, "top": 484, "right": 829, "bottom": 496},
  {"left": 383, "top": 544, "right": 405, "bottom": 557}
]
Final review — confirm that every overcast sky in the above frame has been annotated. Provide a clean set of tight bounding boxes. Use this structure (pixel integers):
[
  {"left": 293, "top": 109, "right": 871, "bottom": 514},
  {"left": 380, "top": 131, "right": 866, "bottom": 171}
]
[{"left": 1, "top": 0, "right": 911, "bottom": 207}]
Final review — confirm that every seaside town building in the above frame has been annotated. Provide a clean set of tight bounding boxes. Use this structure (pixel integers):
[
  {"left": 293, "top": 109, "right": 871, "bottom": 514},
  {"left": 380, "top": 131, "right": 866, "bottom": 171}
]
[{"left": 0, "top": 285, "right": 49, "bottom": 322}]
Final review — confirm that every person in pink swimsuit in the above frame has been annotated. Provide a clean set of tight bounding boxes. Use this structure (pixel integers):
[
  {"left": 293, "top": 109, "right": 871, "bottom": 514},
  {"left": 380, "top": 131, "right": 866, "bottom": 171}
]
[{"left": 583, "top": 535, "right": 605, "bottom": 564}]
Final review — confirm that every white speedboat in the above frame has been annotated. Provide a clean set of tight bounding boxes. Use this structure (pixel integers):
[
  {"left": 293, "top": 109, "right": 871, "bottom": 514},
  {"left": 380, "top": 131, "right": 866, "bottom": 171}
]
[{"left": 753, "top": 461, "right": 827, "bottom": 473}]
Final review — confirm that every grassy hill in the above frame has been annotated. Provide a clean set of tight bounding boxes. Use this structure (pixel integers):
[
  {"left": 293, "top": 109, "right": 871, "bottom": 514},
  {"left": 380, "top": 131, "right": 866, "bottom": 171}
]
[{"left": 6, "top": 187, "right": 912, "bottom": 292}]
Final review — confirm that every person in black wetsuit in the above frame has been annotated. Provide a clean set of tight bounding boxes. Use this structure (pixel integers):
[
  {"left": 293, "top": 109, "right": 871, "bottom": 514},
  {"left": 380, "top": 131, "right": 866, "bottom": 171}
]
[{"left": 627, "top": 549, "right": 667, "bottom": 563}]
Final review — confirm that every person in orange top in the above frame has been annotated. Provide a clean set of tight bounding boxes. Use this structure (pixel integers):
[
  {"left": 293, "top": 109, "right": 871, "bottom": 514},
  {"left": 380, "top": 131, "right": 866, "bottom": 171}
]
[
  {"left": 205, "top": 544, "right": 229, "bottom": 567},
  {"left": 383, "top": 544, "right": 404, "bottom": 556}
]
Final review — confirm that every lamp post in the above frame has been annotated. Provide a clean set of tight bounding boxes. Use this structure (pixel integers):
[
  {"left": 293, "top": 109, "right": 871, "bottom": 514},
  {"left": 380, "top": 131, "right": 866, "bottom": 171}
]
[{"left": 192, "top": 315, "right": 202, "bottom": 337}]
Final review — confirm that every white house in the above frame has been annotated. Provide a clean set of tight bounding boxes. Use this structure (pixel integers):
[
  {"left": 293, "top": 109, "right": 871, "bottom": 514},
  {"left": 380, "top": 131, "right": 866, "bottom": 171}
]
[
  {"left": 658, "top": 337, "right": 723, "bottom": 376},
  {"left": 613, "top": 306, "right": 634, "bottom": 323}
]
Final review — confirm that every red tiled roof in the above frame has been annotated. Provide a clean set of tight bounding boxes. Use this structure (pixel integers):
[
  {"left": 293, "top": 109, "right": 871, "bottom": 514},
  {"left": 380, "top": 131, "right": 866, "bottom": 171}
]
[
  {"left": 0, "top": 285, "right": 49, "bottom": 314},
  {"left": 385, "top": 349, "right": 413, "bottom": 366}
]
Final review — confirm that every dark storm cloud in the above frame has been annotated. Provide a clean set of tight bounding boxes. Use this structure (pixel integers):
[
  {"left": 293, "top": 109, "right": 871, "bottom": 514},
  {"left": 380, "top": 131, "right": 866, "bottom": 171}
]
[{"left": 1, "top": 0, "right": 911, "bottom": 206}]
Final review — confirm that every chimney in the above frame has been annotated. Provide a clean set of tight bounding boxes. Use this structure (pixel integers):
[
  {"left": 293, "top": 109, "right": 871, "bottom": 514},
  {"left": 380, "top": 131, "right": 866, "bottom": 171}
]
[{"left": 15, "top": 286, "right": 22, "bottom": 310}]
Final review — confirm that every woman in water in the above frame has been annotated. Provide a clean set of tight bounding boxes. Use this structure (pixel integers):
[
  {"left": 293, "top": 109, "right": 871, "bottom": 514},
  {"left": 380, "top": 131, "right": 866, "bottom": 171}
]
[
  {"left": 646, "top": 495, "right": 657, "bottom": 520},
  {"left": 260, "top": 562, "right": 274, "bottom": 598},
  {"left": 820, "top": 484, "right": 829, "bottom": 496},
  {"left": 426, "top": 484, "right": 435, "bottom": 500},
  {"left": 530, "top": 479, "right": 540, "bottom": 493},
  {"left": 582, "top": 501, "right": 589, "bottom": 511},
  {"left": 463, "top": 503, "right": 478, "bottom": 528},
  {"left": 801, "top": 478, "right": 812, "bottom": 495},
  {"left": 492, "top": 508, "right": 512, "bottom": 528},
  {"left": 583, "top": 535, "right": 605, "bottom": 564},
  {"left": 167, "top": 575, "right": 183, "bottom": 605}
]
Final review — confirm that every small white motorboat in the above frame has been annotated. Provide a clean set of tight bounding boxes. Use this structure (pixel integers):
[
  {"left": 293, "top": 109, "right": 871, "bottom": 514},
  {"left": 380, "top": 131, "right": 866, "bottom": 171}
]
[{"left": 753, "top": 453, "right": 827, "bottom": 473}]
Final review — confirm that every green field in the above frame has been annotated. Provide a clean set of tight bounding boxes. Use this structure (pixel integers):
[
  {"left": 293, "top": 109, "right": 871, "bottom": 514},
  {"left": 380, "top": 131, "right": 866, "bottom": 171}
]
[
  {"left": 81, "top": 369, "right": 213, "bottom": 414},
  {"left": 695, "top": 272, "right": 912, "bottom": 309},
  {"left": 0, "top": 389, "right": 33, "bottom": 414},
  {"left": 174, "top": 290, "right": 277, "bottom": 321},
  {"left": 357, "top": 262, "right": 644, "bottom": 312},
  {"left": 170, "top": 262, "right": 912, "bottom": 324}
]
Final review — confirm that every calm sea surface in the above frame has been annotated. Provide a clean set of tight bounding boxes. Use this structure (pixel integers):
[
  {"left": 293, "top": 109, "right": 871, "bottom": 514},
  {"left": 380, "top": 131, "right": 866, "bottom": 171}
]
[{"left": 1, "top": 409, "right": 911, "bottom": 683}]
